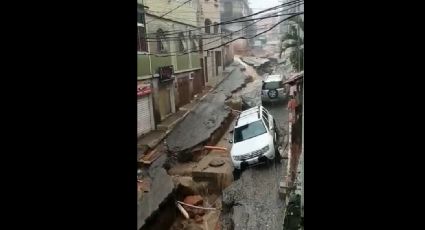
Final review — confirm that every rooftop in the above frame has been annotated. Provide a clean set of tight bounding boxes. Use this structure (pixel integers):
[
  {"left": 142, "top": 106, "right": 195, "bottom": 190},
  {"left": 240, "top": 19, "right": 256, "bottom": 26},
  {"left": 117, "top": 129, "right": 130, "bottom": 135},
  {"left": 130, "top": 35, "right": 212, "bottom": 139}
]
[
  {"left": 235, "top": 106, "right": 262, "bottom": 127},
  {"left": 265, "top": 74, "right": 283, "bottom": 82}
]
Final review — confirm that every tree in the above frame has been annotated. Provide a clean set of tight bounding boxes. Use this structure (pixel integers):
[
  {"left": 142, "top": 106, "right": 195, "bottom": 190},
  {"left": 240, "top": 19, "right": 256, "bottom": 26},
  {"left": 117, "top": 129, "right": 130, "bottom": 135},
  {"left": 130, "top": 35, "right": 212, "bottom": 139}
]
[{"left": 280, "top": 16, "right": 304, "bottom": 71}]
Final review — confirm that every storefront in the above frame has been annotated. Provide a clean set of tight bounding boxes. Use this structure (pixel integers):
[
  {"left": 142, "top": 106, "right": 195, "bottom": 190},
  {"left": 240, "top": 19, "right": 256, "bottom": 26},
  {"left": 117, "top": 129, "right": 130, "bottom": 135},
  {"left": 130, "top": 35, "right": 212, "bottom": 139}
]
[
  {"left": 155, "top": 66, "right": 176, "bottom": 121},
  {"left": 137, "top": 83, "right": 155, "bottom": 137}
]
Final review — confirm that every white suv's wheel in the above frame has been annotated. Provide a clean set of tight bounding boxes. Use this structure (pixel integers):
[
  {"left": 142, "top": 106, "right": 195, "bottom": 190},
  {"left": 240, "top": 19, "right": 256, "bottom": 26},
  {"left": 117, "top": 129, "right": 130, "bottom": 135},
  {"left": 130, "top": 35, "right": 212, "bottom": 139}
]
[{"left": 268, "top": 89, "right": 278, "bottom": 99}]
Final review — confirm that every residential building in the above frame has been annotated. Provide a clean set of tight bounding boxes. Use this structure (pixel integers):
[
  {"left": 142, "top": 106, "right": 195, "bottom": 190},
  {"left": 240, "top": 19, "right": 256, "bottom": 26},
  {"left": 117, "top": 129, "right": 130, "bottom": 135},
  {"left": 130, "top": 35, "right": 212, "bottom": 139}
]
[
  {"left": 137, "top": 0, "right": 203, "bottom": 138},
  {"left": 220, "top": 0, "right": 255, "bottom": 55},
  {"left": 137, "top": 2, "right": 156, "bottom": 137},
  {"left": 251, "top": 12, "right": 280, "bottom": 56},
  {"left": 279, "top": 0, "right": 303, "bottom": 39},
  {"left": 198, "top": 0, "right": 225, "bottom": 87}
]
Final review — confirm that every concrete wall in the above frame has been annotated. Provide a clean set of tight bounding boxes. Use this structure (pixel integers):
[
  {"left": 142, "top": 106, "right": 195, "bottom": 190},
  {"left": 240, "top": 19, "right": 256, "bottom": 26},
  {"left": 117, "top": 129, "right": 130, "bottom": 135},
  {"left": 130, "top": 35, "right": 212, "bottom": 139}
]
[
  {"left": 137, "top": 54, "right": 151, "bottom": 77},
  {"left": 144, "top": 14, "right": 201, "bottom": 73},
  {"left": 139, "top": 0, "right": 209, "bottom": 114},
  {"left": 200, "top": 0, "right": 224, "bottom": 88},
  {"left": 142, "top": 0, "right": 198, "bottom": 27}
]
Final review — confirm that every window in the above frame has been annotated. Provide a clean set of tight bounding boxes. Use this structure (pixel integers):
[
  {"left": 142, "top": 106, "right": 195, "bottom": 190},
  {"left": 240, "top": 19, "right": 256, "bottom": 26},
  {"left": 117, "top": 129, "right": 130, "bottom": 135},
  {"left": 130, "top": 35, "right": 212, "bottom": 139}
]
[
  {"left": 177, "top": 32, "right": 187, "bottom": 52},
  {"left": 262, "top": 81, "right": 283, "bottom": 90},
  {"left": 234, "top": 120, "right": 267, "bottom": 143},
  {"left": 205, "top": 19, "right": 212, "bottom": 34},
  {"left": 262, "top": 116, "right": 269, "bottom": 130},
  {"left": 137, "top": 6, "right": 147, "bottom": 52},
  {"left": 262, "top": 111, "right": 269, "bottom": 127},
  {"left": 190, "top": 34, "right": 198, "bottom": 51},
  {"left": 262, "top": 110, "right": 269, "bottom": 120},
  {"left": 224, "top": 2, "right": 233, "bottom": 15},
  {"left": 213, "top": 22, "right": 219, "bottom": 34},
  {"left": 156, "top": 29, "right": 168, "bottom": 53}
]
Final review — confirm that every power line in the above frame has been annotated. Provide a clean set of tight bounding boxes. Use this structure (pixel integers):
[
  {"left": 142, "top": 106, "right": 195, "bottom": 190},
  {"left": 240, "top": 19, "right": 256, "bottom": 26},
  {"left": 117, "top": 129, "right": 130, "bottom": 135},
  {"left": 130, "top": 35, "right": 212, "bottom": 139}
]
[
  {"left": 145, "top": 9, "right": 298, "bottom": 53},
  {"left": 161, "top": 11, "right": 299, "bottom": 29},
  {"left": 144, "top": 5, "right": 300, "bottom": 46},
  {"left": 162, "top": 0, "right": 302, "bottom": 35},
  {"left": 190, "top": 12, "right": 304, "bottom": 54},
  {"left": 146, "top": 0, "right": 192, "bottom": 24},
  {"left": 148, "top": 7, "right": 275, "bottom": 13},
  {"left": 189, "top": 12, "right": 277, "bottom": 50},
  {"left": 143, "top": 12, "right": 296, "bottom": 41},
  {"left": 144, "top": 24, "right": 273, "bottom": 42},
  {"left": 141, "top": 13, "right": 295, "bottom": 45},
  {"left": 224, "top": 0, "right": 302, "bottom": 23},
  {"left": 144, "top": 12, "right": 303, "bottom": 57},
  {"left": 145, "top": 0, "right": 303, "bottom": 36}
]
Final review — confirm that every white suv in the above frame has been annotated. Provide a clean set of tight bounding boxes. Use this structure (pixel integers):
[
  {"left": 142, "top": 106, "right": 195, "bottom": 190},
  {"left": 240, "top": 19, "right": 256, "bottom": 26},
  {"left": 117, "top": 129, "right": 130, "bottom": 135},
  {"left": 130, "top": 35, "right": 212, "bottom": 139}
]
[
  {"left": 230, "top": 106, "right": 278, "bottom": 170},
  {"left": 261, "top": 74, "right": 287, "bottom": 102}
]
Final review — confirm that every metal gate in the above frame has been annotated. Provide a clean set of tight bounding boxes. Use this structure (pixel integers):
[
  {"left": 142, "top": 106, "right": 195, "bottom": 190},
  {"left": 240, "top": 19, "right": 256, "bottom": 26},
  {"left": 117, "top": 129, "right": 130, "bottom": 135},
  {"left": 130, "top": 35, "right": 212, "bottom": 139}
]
[
  {"left": 192, "top": 70, "right": 202, "bottom": 96},
  {"left": 158, "top": 86, "right": 172, "bottom": 120},
  {"left": 137, "top": 95, "right": 153, "bottom": 137},
  {"left": 204, "top": 57, "right": 208, "bottom": 82},
  {"left": 177, "top": 76, "right": 190, "bottom": 108}
]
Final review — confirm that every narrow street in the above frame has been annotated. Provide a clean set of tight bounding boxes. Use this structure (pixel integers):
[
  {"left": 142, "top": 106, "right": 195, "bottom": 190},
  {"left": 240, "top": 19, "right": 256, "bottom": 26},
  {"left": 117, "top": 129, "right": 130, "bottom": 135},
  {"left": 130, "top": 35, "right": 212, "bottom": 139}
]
[
  {"left": 138, "top": 1, "right": 304, "bottom": 229},
  {"left": 220, "top": 57, "right": 289, "bottom": 230}
]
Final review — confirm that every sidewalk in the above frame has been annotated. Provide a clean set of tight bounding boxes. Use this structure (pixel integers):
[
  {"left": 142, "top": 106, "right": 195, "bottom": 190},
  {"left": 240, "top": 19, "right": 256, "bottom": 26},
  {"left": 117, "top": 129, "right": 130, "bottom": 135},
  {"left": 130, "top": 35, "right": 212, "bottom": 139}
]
[{"left": 137, "top": 62, "right": 240, "bottom": 160}]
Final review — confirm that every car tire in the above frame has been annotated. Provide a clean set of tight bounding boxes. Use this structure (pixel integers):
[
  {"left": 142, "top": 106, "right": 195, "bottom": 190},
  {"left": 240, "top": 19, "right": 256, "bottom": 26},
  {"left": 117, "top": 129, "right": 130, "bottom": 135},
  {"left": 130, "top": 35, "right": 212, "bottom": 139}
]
[
  {"left": 268, "top": 89, "right": 278, "bottom": 99},
  {"left": 266, "top": 158, "right": 274, "bottom": 166},
  {"left": 233, "top": 168, "right": 241, "bottom": 180},
  {"left": 275, "top": 145, "right": 282, "bottom": 163},
  {"left": 273, "top": 119, "right": 279, "bottom": 141}
]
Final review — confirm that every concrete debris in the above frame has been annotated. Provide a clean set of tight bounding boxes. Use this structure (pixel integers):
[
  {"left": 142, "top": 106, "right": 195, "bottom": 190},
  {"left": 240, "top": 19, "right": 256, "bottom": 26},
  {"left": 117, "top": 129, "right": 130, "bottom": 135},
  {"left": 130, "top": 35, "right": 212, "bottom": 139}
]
[
  {"left": 192, "top": 154, "right": 233, "bottom": 194},
  {"left": 194, "top": 215, "right": 203, "bottom": 223},
  {"left": 209, "top": 159, "right": 225, "bottom": 167},
  {"left": 224, "top": 98, "right": 242, "bottom": 111},
  {"left": 246, "top": 75, "right": 254, "bottom": 83},
  {"left": 241, "top": 56, "right": 270, "bottom": 67},
  {"left": 138, "top": 179, "right": 151, "bottom": 193},
  {"left": 183, "top": 223, "right": 203, "bottom": 230},
  {"left": 137, "top": 166, "right": 174, "bottom": 229}
]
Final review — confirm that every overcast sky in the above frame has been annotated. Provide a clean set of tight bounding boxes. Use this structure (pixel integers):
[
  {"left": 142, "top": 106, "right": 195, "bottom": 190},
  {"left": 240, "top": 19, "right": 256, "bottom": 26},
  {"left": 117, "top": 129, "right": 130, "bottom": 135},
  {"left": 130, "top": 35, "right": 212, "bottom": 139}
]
[{"left": 248, "top": 0, "right": 280, "bottom": 13}]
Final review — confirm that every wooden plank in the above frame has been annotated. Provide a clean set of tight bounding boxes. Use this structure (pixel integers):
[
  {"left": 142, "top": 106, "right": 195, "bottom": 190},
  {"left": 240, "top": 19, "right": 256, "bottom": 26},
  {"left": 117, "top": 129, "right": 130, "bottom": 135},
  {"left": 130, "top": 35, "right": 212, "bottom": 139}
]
[
  {"left": 204, "top": 146, "right": 227, "bottom": 151},
  {"left": 140, "top": 149, "right": 163, "bottom": 165},
  {"left": 140, "top": 148, "right": 158, "bottom": 162}
]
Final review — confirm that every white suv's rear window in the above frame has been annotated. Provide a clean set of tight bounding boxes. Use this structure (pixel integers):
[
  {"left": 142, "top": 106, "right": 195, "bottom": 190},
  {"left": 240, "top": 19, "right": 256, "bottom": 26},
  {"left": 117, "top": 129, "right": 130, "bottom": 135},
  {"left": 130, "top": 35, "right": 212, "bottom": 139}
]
[{"left": 263, "top": 81, "right": 283, "bottom": 90}]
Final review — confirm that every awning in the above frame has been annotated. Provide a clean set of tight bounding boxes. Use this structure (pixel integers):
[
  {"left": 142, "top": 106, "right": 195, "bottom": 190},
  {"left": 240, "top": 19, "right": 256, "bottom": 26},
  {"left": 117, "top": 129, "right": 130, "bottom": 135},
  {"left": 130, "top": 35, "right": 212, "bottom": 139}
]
[
  {"left": 137, "top": 84, "right": 152, "bottom": 97},
  {"left": 283, "top": 71, "right": 304, "bottom": 85}
]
